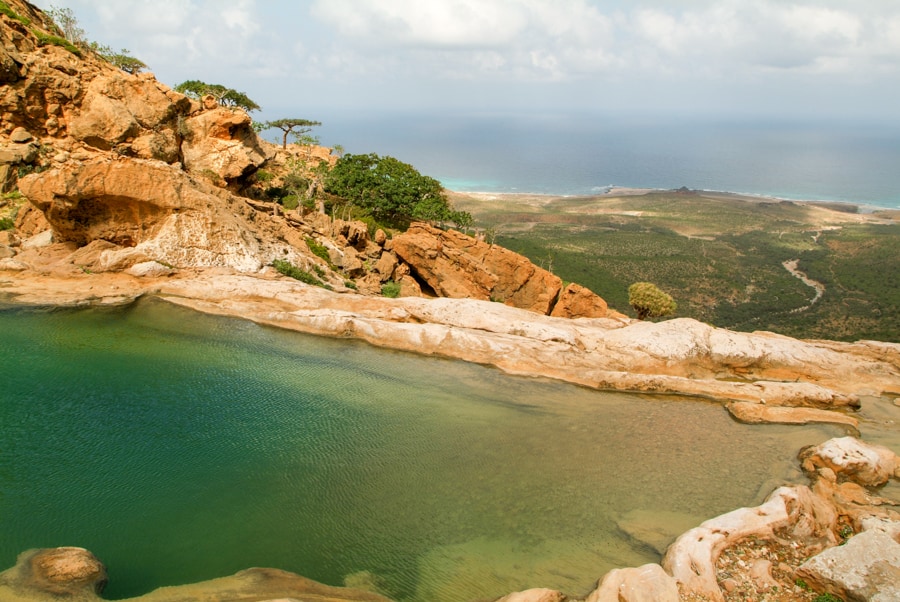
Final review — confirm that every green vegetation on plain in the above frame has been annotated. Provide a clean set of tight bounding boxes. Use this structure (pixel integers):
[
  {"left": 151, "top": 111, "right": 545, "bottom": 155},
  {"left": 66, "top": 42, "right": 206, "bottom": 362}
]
[{"left": 453, "top": 190, "right": 899, "bottom": 342}]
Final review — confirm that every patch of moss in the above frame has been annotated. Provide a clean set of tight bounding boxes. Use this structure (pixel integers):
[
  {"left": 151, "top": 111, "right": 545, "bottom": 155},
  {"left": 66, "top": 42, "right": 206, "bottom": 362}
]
[
  {"left": 0, "top": 1, "right": 30, "bottom": 25},
  {"left": 32, "top": 29, "right": 82, "bottom": 56}
]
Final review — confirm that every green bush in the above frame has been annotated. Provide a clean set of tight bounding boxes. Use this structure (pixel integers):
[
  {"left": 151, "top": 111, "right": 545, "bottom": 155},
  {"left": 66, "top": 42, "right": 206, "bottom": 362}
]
[
  {"left": 32, "top": 29, "right": 82, "bottom": 56},
  {"left": 271, "top": 259, "right": 329, "bottom": 289},
  {"left": 381, "top": 280, "right": 401, "bottom": 298},
  {"left": 0, "top": 1, "right": 30, "bottom": 24},
  {"left": 628, "top": 281, "right": 677, "bottom": 320},
  {"left": 305, "top": 237, "right": 331, "bottom": 263},
  {"left": 813, "top": 594, "right": 843, "bottom": 602},
  {"left": 0, "top": 217, "right": 14, "bottom": 231},
  {"left": 280, "top": 195, "right": 299, "bottom": 210}
]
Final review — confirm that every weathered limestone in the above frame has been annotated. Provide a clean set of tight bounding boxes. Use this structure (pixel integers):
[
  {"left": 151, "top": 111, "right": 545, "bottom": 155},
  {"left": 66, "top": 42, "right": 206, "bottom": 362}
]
[
  {"left": 662, "top": 485, "right": 838, "bottom": 601},
  {"left": 800, "top": 437, "right": 900, "bottom": 487},
  {"left": 495, "top": 588, "right": 567, "bottom": 602},
  {"left": 727, "top": 401, "right": 860, "bottom": 432},
  {"left": 585, "top": 564, "right": 679, "bottom": 602},
  {"left": 181, "top": 107, "right": 270, "bottom": 181},
  {"left": 796, "top": 529, "right": 900, "bottom": 602},
  {"left": 16, "top": 157, "right": 307, "bottom": 272}
]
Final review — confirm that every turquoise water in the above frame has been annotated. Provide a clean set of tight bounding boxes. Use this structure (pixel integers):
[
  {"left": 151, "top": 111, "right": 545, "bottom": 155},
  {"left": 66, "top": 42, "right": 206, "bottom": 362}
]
[
  {"left": 0, "top": 299, "right": 841, "bottom": 601},
  {"left": 316, "top": 112, "right": 900, "bottom": 209}
]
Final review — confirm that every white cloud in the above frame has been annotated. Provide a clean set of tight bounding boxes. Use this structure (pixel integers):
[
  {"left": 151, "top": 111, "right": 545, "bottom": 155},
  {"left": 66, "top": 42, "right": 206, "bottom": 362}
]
[{"left": 28, "top": 1, "right": 900, "bottom": 116}]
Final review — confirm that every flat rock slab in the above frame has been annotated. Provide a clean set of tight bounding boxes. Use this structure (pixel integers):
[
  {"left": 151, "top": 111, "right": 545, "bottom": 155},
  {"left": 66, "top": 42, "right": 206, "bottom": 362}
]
[
  {"left": 726, "top": 402, "right": 859, "bottom": 432},
  {"left": 796, "top": 529, "right": 900, "bottom": 602}
]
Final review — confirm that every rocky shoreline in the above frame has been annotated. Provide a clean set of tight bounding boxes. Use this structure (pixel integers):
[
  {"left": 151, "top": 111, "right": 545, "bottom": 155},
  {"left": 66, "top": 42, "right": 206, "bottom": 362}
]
[{"left": 2, "top": 267, "right": 900, "bottom": 600}]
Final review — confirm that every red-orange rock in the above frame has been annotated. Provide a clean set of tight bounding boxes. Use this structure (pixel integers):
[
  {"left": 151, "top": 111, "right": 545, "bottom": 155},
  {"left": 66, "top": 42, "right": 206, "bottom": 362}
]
[
  {"left": 392, "top": 222, "right": 564, "bottom": 314},
  {"left": 550, "top": 282, "right": 610, "bottom": 319}
]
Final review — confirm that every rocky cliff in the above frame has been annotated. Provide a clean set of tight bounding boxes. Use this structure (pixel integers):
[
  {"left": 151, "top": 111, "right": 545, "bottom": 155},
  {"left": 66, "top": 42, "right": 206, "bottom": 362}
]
[{"left": 0, "top": 0, "right": 613, "bottom": 319}]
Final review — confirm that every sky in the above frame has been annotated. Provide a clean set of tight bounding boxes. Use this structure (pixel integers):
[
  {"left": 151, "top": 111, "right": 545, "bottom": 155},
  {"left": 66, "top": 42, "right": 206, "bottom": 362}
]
[{"left": 29, "top": 0, "right": 900, "bottom": 123}]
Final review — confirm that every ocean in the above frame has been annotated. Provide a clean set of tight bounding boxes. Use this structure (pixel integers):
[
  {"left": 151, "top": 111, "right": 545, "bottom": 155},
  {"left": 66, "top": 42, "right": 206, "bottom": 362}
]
[{"left": 313, "top": 111, "right": 900, "bottom": 209}]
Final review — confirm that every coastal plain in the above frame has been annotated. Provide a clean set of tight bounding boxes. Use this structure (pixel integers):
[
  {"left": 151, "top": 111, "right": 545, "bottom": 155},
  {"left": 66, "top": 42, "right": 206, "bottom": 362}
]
[{"left": 449, "top": 189, "right": 900, "bottom": 343}]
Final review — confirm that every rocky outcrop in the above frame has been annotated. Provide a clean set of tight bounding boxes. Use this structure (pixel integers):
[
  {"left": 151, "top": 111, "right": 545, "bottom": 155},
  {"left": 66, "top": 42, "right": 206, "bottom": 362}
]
[
  {"left": 393, "top": 222, "right": 561, "bottom": 313},
  {"left": 550, "top": 282, "right": 614, "bottom": 319},
  {"left": 0, "top": 547, "right": 390, "bottom": 602},
  {"left": 17, "top": 157, "right": 263, "bottom": 270},
  {"left": 181, "top": 106, "right": 270, "bottom": 181},
  {"left": 796, "top": 527, "right": 900, "bottom": 602},
  {"left": 392, "top": 222, "right": 613, "bottom": 317},
  {"left": 585, "top": 564, "right": 679, "bottom": 602},
  {"left": 799, "top": 437, "right": 900, "bottom": 486}
]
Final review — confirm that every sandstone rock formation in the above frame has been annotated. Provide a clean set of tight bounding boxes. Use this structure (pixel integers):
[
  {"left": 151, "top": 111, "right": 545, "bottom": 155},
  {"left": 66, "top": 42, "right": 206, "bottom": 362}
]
[{"left": 392, "top": 222, "right": 615, "bottom": 317}]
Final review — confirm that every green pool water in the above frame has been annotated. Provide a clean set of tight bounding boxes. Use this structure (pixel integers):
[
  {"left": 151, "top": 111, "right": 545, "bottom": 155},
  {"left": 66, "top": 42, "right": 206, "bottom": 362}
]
[{"left": 0, "top": 298, "right": 841, "bottom": 601}]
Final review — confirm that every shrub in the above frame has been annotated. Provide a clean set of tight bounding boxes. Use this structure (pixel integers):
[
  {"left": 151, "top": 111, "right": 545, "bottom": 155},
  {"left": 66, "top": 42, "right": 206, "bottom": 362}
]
[
  {"left": 381, "top": 280, "right": 401, "bottom": 298},
  {"left": 0, "top": 1, "right": 30, "bottom": 25},
  {"left": 32, "top": 29, "right": 82, "bottom": 56},
  {"left": 281, "top": 195, "right": 299, "bottom": 210},
  {"left": 628, "top": 281, "right": 677, "bottom": 320},
  {"left": 305, "top": 237, "right": 331, "bottom": 263},
  {"left": 271, "top": 259, "right": 330, "bottom": 289},
  {"left": 255, "top": 170, "right": 274, "bottom": 183},
  {"left": 0, "top": 217, "right": 14, "bottom": 230}
]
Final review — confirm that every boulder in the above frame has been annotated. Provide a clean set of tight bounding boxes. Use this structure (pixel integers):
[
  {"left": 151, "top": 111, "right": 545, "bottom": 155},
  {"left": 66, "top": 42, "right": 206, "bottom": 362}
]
[
  {"left": 10, "top": 127, "right": 32, "bottom": 143},
  {"left": 496, "top": 588, "right": 567, "bottom": 602},
  {"left": 392, "top": 222, "right": 566, "bottom": 314},
  {"left": 800, "top": 437, "right": 900, "bottom": 487},
  {"left": 181, "top": 107, "right": 269, "bottom": 181},
  {"left": 586, "top": 564, "right": 679, "bottom": 602},
  {"left": 550, "top": 282, "right": 610, "bottom": 319},
  {"left": 796, "top": 529, "right": 900, "bottom": 602},
  {"left": 17, "top": 547, "right": 107, "bottom": 597}
]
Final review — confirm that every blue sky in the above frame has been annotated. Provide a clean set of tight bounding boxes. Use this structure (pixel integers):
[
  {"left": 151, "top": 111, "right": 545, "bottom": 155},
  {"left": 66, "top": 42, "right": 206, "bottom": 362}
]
[{"left": 31, "top": 1, "right": 900, "bottom": 122}]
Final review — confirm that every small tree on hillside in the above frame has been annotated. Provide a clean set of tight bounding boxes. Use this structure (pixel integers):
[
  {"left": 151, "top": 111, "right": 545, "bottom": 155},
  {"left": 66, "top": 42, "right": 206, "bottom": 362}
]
[
  {"left": 628, "top": 282, "right": 677, "bottom": 320},
  {"left": 258, "top": 118, "right": 322, "bottom": 149},
  {"left": 174, "top": 80, "right": 260, "bottom": 112}
]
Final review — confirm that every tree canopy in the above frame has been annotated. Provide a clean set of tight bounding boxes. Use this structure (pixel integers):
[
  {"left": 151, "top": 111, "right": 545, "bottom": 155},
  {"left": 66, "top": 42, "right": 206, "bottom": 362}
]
[
  {"left": 257, "top": 118, "right": 322, "bottom": 149},
  {"left": 325, "top": 153, "right": 466, "bottom": 227},
  {"left": 174, "top": 80, "right": 260, "bottom": 112},
  {"left": 628, "top": 282, "right": 677, "bottom": 320}
]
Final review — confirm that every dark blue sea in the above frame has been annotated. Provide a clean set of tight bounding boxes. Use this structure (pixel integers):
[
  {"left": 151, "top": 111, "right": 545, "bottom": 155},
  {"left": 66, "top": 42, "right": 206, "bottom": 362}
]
[{"left": 312, "top": 111, "right": 900, "bottom": 209}]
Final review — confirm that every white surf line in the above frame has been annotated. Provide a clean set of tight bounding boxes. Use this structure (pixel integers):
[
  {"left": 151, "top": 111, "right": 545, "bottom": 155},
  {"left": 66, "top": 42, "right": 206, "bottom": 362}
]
[{"left": 782, "top": 259, "right": 825, "bottom": 313}]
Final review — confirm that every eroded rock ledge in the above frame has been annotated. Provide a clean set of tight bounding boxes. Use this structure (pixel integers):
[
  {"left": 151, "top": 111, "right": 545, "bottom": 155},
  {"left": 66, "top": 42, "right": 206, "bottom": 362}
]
[{"left": 2, "top": 267, "right": 899, "bottom": 423}]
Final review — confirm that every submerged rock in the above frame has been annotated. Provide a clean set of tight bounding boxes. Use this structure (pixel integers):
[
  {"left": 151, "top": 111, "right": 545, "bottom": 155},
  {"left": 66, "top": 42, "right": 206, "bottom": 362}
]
[{"left": 0, "top": 547, "right": 391, "bottom": 602}]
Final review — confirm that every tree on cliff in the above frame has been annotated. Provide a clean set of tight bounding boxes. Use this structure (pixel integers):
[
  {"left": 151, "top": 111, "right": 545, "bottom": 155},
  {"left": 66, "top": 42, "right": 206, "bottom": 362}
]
[
  {"left": 325, "top": 153, "right": 451, "bottom": 226},
  {"left": 174, "top": 80, "right": 260, "bottom": 112},
  {"left": 628, "top": 282, "right": 677, "bottom": 320},
  {"left": 46, "top": 5, "right": 147, "bottom": 72},
  {"left": 256, "top": 118, "right": 322, "bottom": 149}
]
